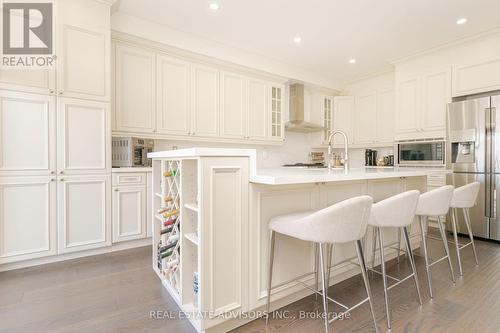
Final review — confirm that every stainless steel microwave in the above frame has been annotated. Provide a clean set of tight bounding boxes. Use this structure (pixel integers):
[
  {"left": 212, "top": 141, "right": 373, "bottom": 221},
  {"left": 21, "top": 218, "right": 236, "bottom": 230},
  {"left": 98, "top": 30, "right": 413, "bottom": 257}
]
[
  {"left": 397, "top": 140, "right": 445, "bottom": 165},
  {"left": 112, "top": 137, "right": 154, "bottom": 167}
]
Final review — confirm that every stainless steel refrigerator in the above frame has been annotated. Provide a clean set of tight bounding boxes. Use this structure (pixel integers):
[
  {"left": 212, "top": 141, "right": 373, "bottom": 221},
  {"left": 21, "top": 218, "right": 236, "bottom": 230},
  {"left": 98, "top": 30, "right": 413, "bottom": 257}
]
[{"left": 446, "top": 94, "right": 500, "bottom": 241}]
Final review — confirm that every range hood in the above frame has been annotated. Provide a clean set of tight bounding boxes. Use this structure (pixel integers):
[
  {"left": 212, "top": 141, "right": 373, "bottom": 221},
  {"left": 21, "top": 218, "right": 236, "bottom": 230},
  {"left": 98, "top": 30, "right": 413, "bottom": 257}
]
[{"left": 285, "top": 83, "right": 326, "bottom": 133}]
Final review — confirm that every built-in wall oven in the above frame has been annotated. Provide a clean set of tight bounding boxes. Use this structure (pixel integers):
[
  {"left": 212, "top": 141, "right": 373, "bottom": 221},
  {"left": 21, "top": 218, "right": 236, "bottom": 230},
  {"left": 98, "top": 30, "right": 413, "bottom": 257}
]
[
  {"left": 112, "top": 137, "right": 154, "bottom": 167},
  {"left": 396, "top": 140, "right": 445, "bottom": 166}
]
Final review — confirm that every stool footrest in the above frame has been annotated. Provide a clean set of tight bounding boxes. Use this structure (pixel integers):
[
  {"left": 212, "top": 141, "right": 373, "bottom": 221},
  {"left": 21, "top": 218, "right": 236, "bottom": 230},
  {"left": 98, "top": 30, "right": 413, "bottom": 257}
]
[
  {"left": 387, "top": 273, "right": 415, "bottom": 291},
  {"left": 428, "top": 254, "right": 450, "bottom": 267},
  {"left": 328, "top": 297, "right": 370, "bottom": 324}
]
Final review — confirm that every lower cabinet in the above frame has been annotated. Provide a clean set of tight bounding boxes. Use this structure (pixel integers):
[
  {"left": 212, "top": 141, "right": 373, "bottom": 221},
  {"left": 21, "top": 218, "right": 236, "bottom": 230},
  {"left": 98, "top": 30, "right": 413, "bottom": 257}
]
[
  {"left": 57, "top": 174, "right": 111, "bottom": 254},
  {"left": 112, "top": 186, "right": 147, "bottom": 242},
  {"left": 0, "top": 177, "right": 57, "bottom": 264}
]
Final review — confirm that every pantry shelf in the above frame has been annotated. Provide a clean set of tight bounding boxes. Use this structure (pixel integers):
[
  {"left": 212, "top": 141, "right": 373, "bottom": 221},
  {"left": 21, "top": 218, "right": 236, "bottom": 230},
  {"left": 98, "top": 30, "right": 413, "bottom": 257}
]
[
  {"left": 184, "top": 233, "right": 199, "bottom": 246},
  {"left": 184, "top": 202, "right": 199, "bottom": 212}
]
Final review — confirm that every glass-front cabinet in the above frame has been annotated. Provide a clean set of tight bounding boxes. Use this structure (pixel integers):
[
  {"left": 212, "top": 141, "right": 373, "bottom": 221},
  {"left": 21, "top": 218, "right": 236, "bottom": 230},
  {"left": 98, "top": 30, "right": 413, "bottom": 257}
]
[
  {"left": 270, "top": 86, "right": 283, "bottom": 140},
  {"left": 323, "top": 96, "right": 333, "bottom": 143}
]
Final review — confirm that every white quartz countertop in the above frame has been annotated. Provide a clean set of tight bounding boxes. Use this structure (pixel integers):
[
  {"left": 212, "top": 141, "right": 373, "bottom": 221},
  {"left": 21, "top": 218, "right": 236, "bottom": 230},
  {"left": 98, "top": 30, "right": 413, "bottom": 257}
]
[
  {"left": 148, "top": 148, "right": 256, "bottom": 159},
  {"left": 250, "top": 167, "right": 450, "bottom": 185}
]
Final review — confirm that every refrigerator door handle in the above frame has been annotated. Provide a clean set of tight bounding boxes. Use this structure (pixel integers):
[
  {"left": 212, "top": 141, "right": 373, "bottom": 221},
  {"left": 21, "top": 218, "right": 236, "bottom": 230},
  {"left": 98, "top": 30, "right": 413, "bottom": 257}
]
[
  {"left": 486, "top": 173, "right": 491, "bottom": 217},
  {"left": 492, "top": 106, "right": 496, "bottom": 172}
]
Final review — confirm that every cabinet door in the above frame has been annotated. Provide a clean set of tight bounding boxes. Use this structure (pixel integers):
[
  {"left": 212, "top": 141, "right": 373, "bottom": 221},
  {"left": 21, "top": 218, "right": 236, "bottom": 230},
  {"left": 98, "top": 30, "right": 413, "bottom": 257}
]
[
  {"left": 421, "top": 69, "right": 451, "bottom": 133},
  {"left": 57, "top": 98, "right": 111, "bottom": 175},
  {"left": 192, "top": 65, "right": 219, "bottom": 137},
  {"left": 156, "top": 55, "right": 190, "bottom": 135},
  {"left": 396, "top": 77, "right": 419, "bottom": 135},
  {"left": 322, "top": 96, "right": 333, "bottom": 143},
  {"left": 57, "top": 175, "right": 111, "bottom": 253},
  {"left": 270, "top": 86, "right": 284, "bottom": 140},
  {"left": 146, "top": 172, "right": 152, "bottom": 238},
  {"left": 0, "top": 91, "right": 56, "bottom": 176},
  {"left": 377, "top": 89, "right": 395, "bottom": 144},
  {"left": 0, "top": 177, "right": 56, "bottom": 264},
  {"left": 332, "top": 96, "right": 354, "bottom": 144},
  {"left": 354, "top": 92, "right": 377, "bottom": 144},
  {"left": 114, "top": 43, "right": 156, "bottom": 133},
  {"left": 452, "top": 58, "right": 500, "bottom": 97},
  {"left": 247, "top": 79, "right": 268, "bottom": 140},
  {"left": 112, "top": 186, "right": 147, "bottom": 242},
  {"left": 57, "top": 24, "right": 110, "bottom": 101},
  {"left": 220, "top": 72, "right": 246, "bottom": 139},
  {"left": 0, "top": 68, "right": 55, "bottom": 95}
]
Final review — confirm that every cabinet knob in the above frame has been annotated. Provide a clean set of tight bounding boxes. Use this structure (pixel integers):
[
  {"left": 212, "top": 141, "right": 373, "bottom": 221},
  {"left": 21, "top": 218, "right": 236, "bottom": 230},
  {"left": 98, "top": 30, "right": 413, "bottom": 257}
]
[
  {"left": 58, "top": 91, "right": 63, "bottom": 95},
  {"left": 49, "top": 90, "right": 54, "bottom": 94},
  {"left": 59, "top": 171, "right": 64, "bottom": 174},
  {"left": 60, "top": 178, "right": 65, "bottom": 182},
  {"left": 51, "top": 178, "right": 55, "bottom": 182},
  {"left": 114, "top": 189, "right": 119, "bottom": 192},
  {"left": 192, "top": 132, "right": 195, "bottom": 136},
  {"left": 50, "top": 171, "right": 55, "bottom": 174}
]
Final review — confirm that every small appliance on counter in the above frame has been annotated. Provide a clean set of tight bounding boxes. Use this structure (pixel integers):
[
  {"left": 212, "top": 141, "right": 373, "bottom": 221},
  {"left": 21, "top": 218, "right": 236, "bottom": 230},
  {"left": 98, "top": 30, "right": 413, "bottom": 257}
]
[
  {"left": 112, "top": 137, "right": 154, "bottom": 167},
  {"left": 365, "top": 149, "right": 377, "bottom": 166},
  {"left": 282, "top": 163, "right": 326, "bottom": 168}
]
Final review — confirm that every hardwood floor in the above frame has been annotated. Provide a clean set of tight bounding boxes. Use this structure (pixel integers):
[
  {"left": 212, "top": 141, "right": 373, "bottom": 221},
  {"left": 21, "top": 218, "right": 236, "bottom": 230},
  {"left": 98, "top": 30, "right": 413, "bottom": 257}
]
[{"left": 1, "top": 232, "right": 499, "bottom": 333}]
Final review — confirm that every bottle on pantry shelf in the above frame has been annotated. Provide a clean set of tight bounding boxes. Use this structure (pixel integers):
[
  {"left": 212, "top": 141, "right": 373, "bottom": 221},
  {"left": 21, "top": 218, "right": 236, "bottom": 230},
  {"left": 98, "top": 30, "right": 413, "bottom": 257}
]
[
  {"left": 158, "top": 241, "right": 177, "bottom": 253},
  {"left": 167, "top": 234, "right": 179, "bottom": 243},
  {"left": 193, "top": 272, "right": 199, "bottom": 307},
  {"left": 163, "top": 208, "right": 180, "bottom": 218},
  {"left": 160, "top": 227, "right": 173, "bottom": 235},
  {"left": 163, "top": 170, "right": 178, "bottom": 177},
  {"left": 163, "top": 216, "right": 178, "bottom": 227}
]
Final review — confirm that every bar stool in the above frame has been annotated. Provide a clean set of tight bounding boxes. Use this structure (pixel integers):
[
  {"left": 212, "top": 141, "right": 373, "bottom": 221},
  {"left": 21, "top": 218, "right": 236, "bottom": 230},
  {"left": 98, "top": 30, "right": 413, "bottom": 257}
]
[
  {"left": 416, "top": 185, "right": 456, "bottom": 299},
  {"left": 265, "top": 196, "right": 378, "bottom": 333},
  {"left": 368, "top": 190, "right": 422, "bottom": 329},
  {"left": 450, "top": 181, "right": 480, "bottom": 276}
]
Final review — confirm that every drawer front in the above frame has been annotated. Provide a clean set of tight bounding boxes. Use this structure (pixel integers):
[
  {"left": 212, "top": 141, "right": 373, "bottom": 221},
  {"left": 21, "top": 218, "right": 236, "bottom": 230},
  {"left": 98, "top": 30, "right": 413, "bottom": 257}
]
[
  {"left": 112, "top": 172, "right": 146, "bottom": 186},
  {"left": 427, "top": 174, "right": 446, "bottom": 187}
]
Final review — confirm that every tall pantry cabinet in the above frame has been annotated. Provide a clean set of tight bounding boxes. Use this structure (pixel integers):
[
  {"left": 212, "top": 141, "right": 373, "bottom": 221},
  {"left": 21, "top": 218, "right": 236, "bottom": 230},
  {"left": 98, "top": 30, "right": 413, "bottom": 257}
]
[{"left": 0, "top": 0, "right": 112, "bottom": 264}]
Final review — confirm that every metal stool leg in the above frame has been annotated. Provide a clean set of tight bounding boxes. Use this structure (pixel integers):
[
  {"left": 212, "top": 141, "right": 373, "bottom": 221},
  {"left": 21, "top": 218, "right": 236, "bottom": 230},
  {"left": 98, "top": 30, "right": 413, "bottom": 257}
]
[
  {"left": 371, "top": 226, "right": 378, "bottom": 269},
  {"left": 265, "top": 231, "right": 276, "bottom": 325},
  {"left": 378, "top": 228, "right": 391, "bottom": 329},
  {"left": 437, "top": 216, "right": 456, "bottom": 284},
  {"left": 355, "top": 240, "right": 379, "bottom": 333},
  {"left": 319, "top": 243, "right": 330, "bottom": 333},
  {"left": 418, "top": 216, "right": 433, "bottom": 298},
  {"left": 314, "top": 243, "right": 319, "bottom": 300},
  {"left": 396, "top": 228, "right": 401, "bottom": 265},
  {"left": 451, "top": 208, "right": 463, "bottom": 276},
  {"left": 326, "top": 244, "right": 333, "bottom": 294},
  {"left": 463, "top": 208, "right": 479, "bottom": 265},
  {"left": 403, "top": 226, "right": 423, "bottom": 305}
]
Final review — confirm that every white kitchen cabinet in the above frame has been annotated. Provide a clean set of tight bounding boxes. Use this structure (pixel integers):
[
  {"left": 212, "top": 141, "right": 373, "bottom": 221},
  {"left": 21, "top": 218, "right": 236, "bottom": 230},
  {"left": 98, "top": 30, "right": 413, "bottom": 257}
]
[
  {"left": 147, "top": 172, "right": 153, "bottom": 238},
  {"left": 0, "top": 177, "right": 57, "bottom": 264},
  {"left": 114, "top": 43, "right": 156, "bottom": 133},
  {"left": 57, "top": 98, "right": 111, "bottom": 175},
  {"left": 112, "top": 186, "right": 147, "bottom": 242},
  {"left": 354, "top": 92, "right": 377, "bottom": 144},
  {"left": 192, "top": 65, "right": 220, "bottom": 137},
  {"left": 220, "top": 72, "right": 246, "bottom": 139},
  {"left": 0, "top": 69, "right": 56, "bottom": 95},
  {"left": 421, "top": 69, "right": 451, "bottom": 132},
  {"left": 452, "top": 57, "right": 500, "bottom": 97},
  {"left": 56, "top": 0, "right": 110, "bottom": 101},
  {"left": 57, "top": 174, "right": 111, "bottom": 254},
  {"left": 376, "top": 89, "right": 395, "bottom": 144},
  {"left": 247, "top": 79, "right": 269, "bottom": 140},
  {"left": 0, "top": 91, "right": 56, "bottom": 176},
  {"left": 322, "top": 96, "right": 333, "bottom": 143},
  {"left": 395, "top": 68, "right": 450, "bottom": 140},
  {"left": 270, "top": 85, "right": 284, "bottom": 141},
  {"left": 332, "top": 96, "right": 354, "bottom": 144},
  {"left": 395, "top": 77, "right": 419, "bottom": 136},
  {"left": 156, "top": 54, "right": 191, "bottom": 136}
]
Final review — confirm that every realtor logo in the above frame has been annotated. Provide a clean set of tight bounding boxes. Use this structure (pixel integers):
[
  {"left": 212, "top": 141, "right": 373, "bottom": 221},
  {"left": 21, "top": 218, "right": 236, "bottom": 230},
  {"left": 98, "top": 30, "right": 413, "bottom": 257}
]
[{"left": 1, "top": 1, "right": 55, "bottom": 68}]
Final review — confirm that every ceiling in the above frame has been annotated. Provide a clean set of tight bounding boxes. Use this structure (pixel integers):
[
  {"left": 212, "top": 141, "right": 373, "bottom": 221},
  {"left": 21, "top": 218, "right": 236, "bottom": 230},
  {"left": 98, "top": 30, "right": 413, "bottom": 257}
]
[{"left": 114, "top": 0, "right": 500, "bottom": 84}]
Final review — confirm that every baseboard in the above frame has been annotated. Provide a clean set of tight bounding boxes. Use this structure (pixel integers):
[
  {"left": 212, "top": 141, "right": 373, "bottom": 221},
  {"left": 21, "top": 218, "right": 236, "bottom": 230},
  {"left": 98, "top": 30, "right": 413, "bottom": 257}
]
[{"left": 0, "top": 238, "right": 152, "bottom": 272}]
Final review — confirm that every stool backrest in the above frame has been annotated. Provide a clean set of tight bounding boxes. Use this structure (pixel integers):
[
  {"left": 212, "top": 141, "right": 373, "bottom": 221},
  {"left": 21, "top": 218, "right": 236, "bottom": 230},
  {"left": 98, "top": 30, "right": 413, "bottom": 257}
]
[
  {"left": 451, "top": 181, "right": 480, "bottom": 208},
  {"left": 416, "top": 185, "right": 454, "bottom": 216},
  {"left": 369, "top": 190, "right": 420, "bottom": 227},
  {"left": 300, "top": 195, "right": 373, "bottom": 244}
]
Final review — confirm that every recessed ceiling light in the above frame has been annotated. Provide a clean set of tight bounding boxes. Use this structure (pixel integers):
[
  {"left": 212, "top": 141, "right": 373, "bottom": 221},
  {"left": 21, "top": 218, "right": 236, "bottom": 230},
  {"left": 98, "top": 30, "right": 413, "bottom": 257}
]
[
  {"left": 209, "top": 2, "right": 220, "bottom": 11},
  {"left": 349, "top": 58, "right": 356, "bottom": 64},
  {"left": 293, "top": 36, "right": 302, "bottom": 44},
  {"left": 456, "top": 17, "right": 467, "bottom": 25}
]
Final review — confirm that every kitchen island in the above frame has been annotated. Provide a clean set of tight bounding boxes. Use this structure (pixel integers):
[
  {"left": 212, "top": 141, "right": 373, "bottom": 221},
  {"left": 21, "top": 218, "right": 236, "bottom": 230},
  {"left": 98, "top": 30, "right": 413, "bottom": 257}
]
[{"left": 149, "top": 148, "right": 444, "bottom": 333}]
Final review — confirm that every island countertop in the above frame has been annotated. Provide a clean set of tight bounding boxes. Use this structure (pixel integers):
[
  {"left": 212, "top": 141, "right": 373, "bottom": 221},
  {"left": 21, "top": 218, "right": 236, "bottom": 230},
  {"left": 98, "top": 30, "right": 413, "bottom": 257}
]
[{"left": 250, "top": 167, "right": 449, "bottom": 185}]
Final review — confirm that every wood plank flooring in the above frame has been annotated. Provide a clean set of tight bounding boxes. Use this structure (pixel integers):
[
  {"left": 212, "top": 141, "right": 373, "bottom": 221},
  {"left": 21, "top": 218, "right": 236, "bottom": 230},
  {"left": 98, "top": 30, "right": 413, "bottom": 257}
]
[{"left": 1, "top": 231, "right": 499, "bottom": 333}]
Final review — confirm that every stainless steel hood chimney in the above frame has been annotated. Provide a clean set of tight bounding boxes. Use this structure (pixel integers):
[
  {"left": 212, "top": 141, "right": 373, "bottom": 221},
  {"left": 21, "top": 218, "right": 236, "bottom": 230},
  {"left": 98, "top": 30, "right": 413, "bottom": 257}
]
[{"left": 285, "top": 83, "right": 325, "bottom": 133}]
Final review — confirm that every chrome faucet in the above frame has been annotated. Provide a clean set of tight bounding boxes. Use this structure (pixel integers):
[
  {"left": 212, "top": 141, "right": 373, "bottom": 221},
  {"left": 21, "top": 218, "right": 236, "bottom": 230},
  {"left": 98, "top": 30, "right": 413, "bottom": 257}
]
[{"left": 327, "top": 130, "right": 349, "bottom": 171}]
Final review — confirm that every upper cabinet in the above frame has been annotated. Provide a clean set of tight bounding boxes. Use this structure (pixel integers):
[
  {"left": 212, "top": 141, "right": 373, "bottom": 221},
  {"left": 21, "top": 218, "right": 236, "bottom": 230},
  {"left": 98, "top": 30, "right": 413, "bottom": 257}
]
[
  {"left": 354, "top": 92, "right": 377, "bottom": 144},
  {"left": 0, "top": 0, "right": 110, "bottom": 101},
  {"left": 452, "top": 57, "right": 500, "bottom": 97},
  {"left": 332, "top": 96, "right": 354, "bottom": 145},
  {"left": 395, "top": 67, "right": 450, "bottom": 140},
  {"left": 376, "top": 89, "right": 395, "bottom": 144},
  {"left": 112, "top": 37, "right": 285, "bottom": 144},
  {"left": 115, "top": 44, "right": 156, "bottom": 133}
]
